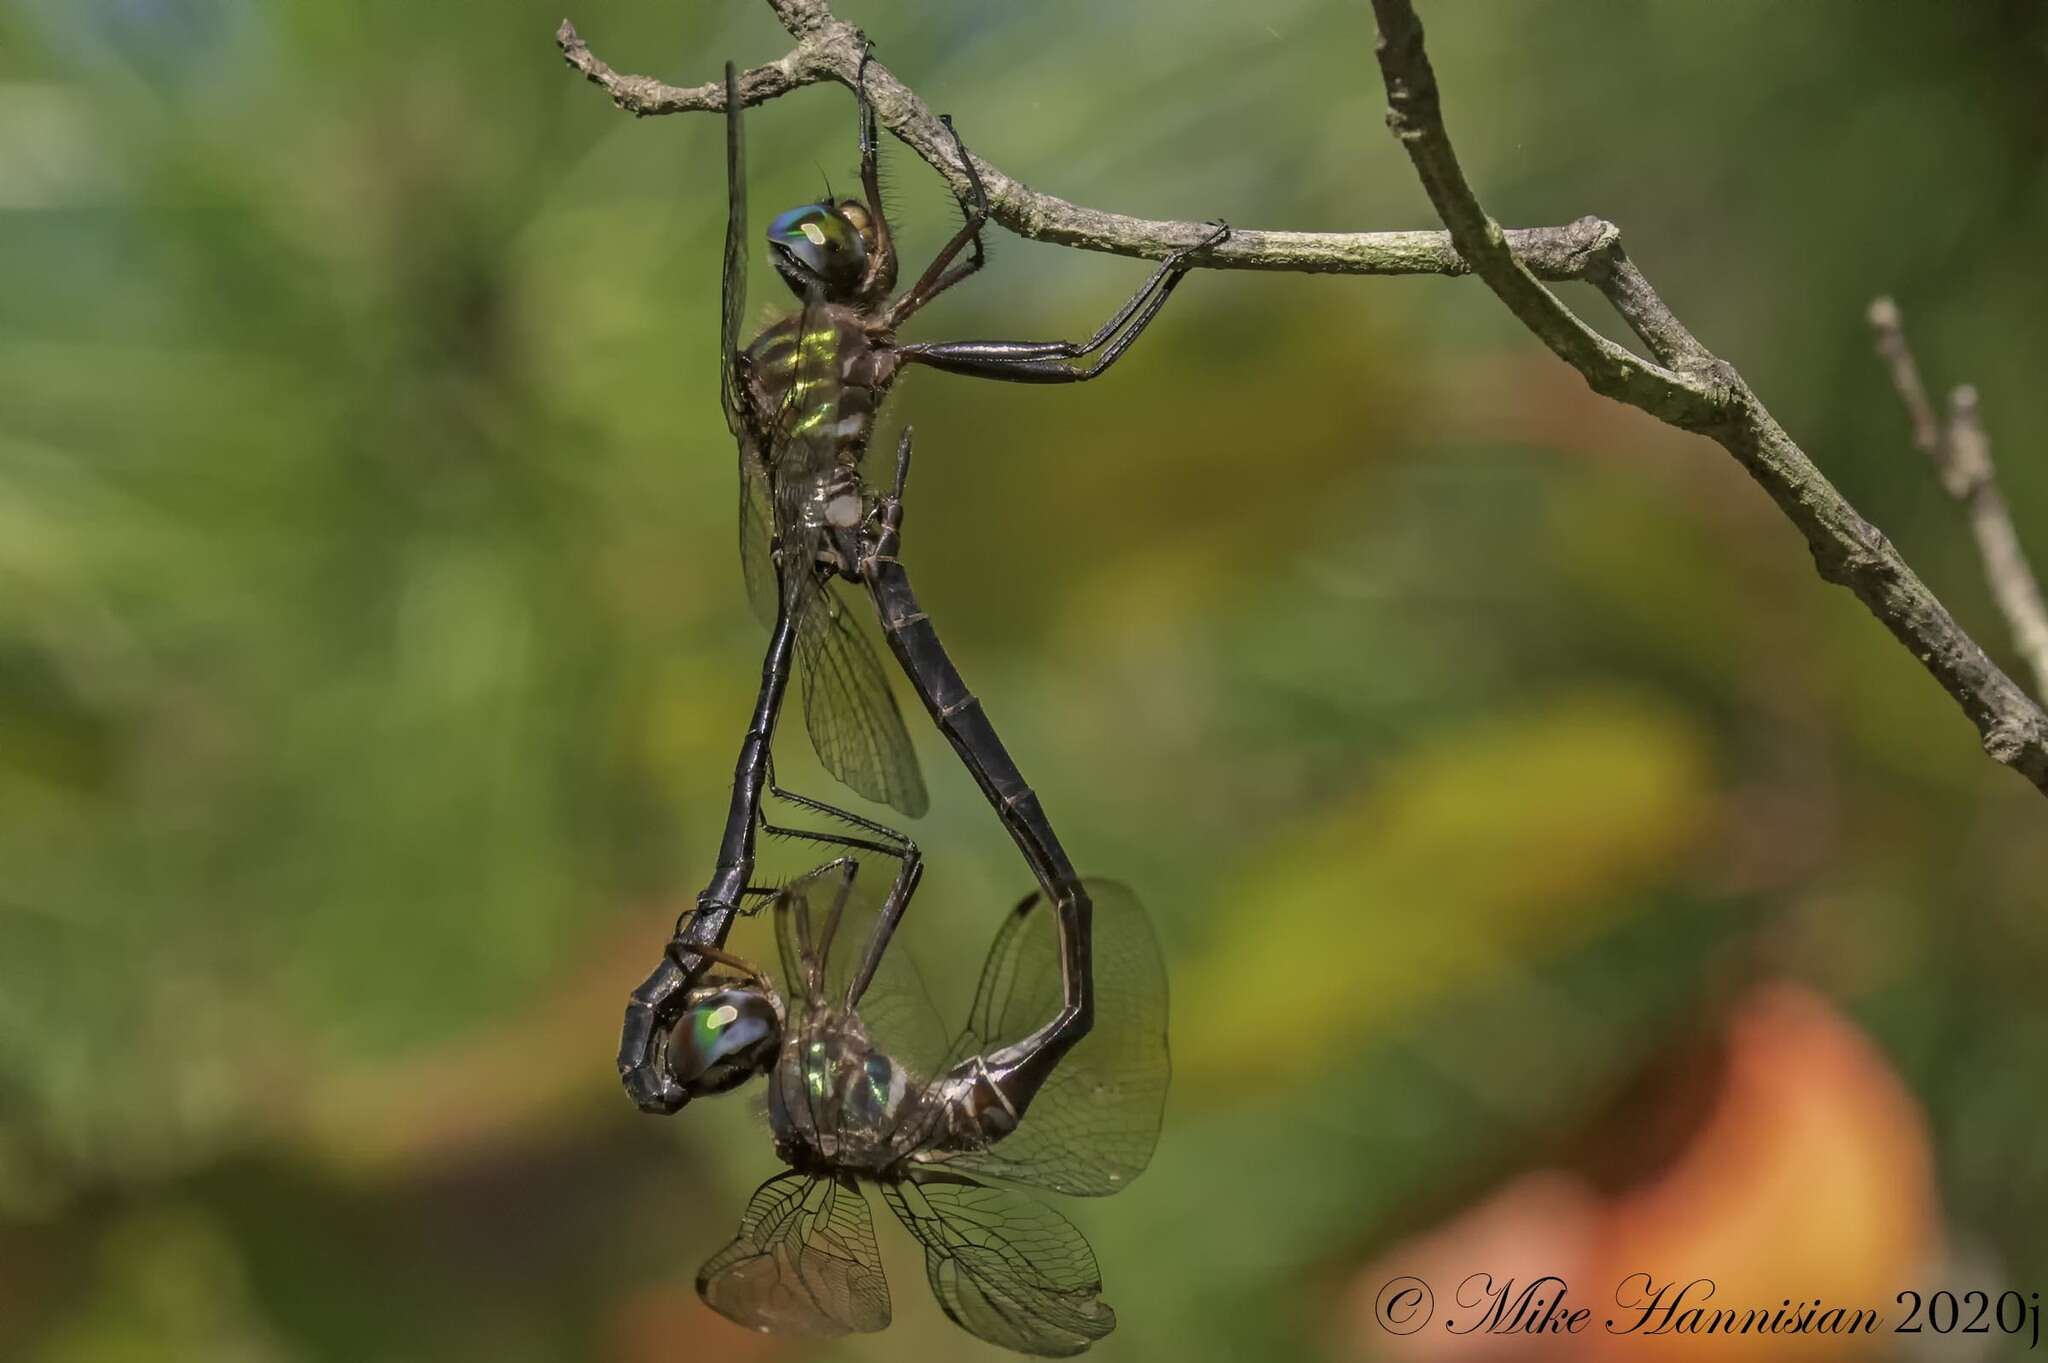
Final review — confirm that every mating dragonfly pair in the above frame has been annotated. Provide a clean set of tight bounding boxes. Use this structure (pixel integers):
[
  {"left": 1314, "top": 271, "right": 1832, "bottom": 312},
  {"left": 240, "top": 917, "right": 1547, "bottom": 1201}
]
[{"left": 612, "top": 54, "right": 1222, "bottom": 1356}]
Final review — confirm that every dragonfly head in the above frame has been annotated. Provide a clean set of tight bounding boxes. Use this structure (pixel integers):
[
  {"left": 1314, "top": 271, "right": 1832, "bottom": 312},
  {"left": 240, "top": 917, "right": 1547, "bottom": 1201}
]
[
  {"left": 767, "top": 199, "right": 890, "bottom": 302},
  {"left": 666, "top": 985, "right": 782, "bottom": 1099}
]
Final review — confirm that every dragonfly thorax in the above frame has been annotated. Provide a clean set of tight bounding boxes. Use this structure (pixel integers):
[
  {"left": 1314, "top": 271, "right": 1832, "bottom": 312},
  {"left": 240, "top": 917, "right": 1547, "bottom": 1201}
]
[
  {"left": 768, "top": 1010, "right": 925, "bottom": 1174},
  {"left": 744, "top": 306, "right": 897, "bottom": 488}
]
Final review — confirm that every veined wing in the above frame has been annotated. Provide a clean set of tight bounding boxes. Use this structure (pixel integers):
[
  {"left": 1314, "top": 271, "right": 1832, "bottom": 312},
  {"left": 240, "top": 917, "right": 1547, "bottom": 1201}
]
[
  {"left": 737, "top": 439, "right": 779, "bottom": 628},
  {"left": 719, "top": 61, "right": 749, "bottom": 443},
  {"left": 944, "top": 881, "right": 1168, "bottom": 1197},
  {"left": 723, "top": 64, "right": 782, "bottom": 631},
  {"left": 697, "top": 1169, "right": 891, "bottom": 1337},
  {"left": 880, "top": 1172, "right": 1114, "bottom": 1357},
  {"left": 795, "top": 574, "right": 929, "bottom": 817}
]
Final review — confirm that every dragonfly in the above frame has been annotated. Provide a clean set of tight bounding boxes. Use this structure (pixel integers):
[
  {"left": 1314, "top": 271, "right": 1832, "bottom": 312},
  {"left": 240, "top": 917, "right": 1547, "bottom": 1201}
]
[
  {"left": 675, "top": 856, "right": 1168, "bottom": 1356},
  {"left": 619, "top": 56, "right": 1224, "bottom": 1113}
]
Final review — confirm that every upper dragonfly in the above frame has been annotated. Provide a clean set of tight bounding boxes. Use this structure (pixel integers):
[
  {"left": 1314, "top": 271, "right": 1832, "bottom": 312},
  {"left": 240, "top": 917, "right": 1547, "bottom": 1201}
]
[
  {"left": 619, "top": 57, "right": 1222, "bottom": 1113},
  {"left": 718, "top": 53, "right": 1227, "bottom": 821}
]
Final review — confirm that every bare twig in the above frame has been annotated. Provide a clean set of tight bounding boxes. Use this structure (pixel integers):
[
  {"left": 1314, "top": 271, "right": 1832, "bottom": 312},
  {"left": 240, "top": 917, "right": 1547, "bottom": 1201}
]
[
  {"left": 557, "top": 5, "right": 2048, "bottom": 797},
  {"left": 1369, "top": 4, "right": 1720, "bottom": 429},
  {"left": 557, "top": 18, "right": 1620, "bottom": 279},
  {"left": 1869, "top": 299, "right": 2048, "bottom": 700},
  {"left": 1361, "top": 0, "right": 2048, "bottom": 796},
  {"left": 1868, "top": 298, "right": 1946, "bottom": 466}
]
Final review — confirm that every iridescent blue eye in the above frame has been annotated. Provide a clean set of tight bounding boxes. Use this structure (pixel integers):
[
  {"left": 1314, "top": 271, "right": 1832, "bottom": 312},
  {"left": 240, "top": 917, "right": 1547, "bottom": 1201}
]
[
  {"left": 768, "top": 204, "right": 832, "bottom": 244},
  {"left": 669, "top": 989, "right": 778, "bottom": 1095},
  {"left": 766, "top": 202, "right": 866, "bottom": 293}
]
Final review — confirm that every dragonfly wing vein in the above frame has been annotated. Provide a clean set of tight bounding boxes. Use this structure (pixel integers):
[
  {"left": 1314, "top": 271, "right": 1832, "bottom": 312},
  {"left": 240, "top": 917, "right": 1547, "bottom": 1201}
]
[
  {"left": 881, "top": 1173, "right": 1113, "bottom": 1357},
  {"left": 795, "top": 579, "right": 929, "bottom": 817},
  {"left": 945, "top": 880, "right": 1169, "bottom": 1196},
  {"left": 698, "top": 1169, "right": 891, "bottom": 1336}
]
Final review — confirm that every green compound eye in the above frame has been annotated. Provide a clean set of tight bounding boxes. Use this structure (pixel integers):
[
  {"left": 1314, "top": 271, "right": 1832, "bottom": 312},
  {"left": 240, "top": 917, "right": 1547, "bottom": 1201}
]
[
  {"left": 692, "top": 1002, "right": 738, "bottom": 1048},
  {"left": 669, "top": 989, "right": 779, "bottom": 1096}
]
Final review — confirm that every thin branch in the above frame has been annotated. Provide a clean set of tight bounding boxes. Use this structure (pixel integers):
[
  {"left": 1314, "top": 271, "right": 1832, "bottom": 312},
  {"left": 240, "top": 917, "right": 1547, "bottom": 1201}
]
[
  {"left": 1869, "top": 299, "right": 2048, "bottom": 701},
  {"left": 1868, "top": 298, "right": 1946, "bottom": 467},
  {"left": 556, "top": 18, "right": 1617, "bottom": 279},
  {"left": 556, "top": 4, "right": 2048, "bottom": 798},
  {"left": 1369, "top": 4, "right": 1719, "bottom": 428},
  {"left": 1362, "top": 0, "right": 2048, "bottom": 797}
]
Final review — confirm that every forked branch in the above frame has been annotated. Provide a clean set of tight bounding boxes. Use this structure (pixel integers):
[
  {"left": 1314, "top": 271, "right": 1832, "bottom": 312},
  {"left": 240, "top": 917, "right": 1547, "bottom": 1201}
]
[
  {"left": 1870, "top": 298, "right": 2048, "bottom": 701},
  {"left": 558, "top": 3, "right": 2048, "bottom": 798}
]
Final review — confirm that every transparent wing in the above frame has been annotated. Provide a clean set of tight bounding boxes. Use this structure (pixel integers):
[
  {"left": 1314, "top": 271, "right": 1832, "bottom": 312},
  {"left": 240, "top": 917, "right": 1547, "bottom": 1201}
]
[
  {"left": 771, "top": 859, "right": 951, "bottom": 1078},
  {"left": 737, "top": 439, "right": 779, "bottom": 629},
  {"left": 946, "top": 881, "right": 1168, "bottom": 1197},
  {"left": 697, "top": 1169, "right": 891, "bottom": 1336},
  {"left": 718, "top": 61, "right": 748, "bottom": 443},
  {"left": 880, "top": 1173, "right": 1114, "bottom": 1357},
  {"left": 796, "top": 577, "right": 929, "bottom": 818},
  {"left": 723, "top": 65, "right": 782, "bottom": 631}
]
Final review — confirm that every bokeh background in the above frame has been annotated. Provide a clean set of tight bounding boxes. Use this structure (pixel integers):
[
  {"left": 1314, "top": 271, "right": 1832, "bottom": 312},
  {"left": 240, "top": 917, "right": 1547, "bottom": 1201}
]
[{"left": 4, "top": 1, "right": 2047, "bottom": 1359}]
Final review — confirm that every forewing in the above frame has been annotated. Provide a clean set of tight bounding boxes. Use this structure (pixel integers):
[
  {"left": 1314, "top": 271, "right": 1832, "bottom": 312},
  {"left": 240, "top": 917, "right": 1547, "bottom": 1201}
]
[
  {"left": 737, "top": 438, "right": 780, "bottom": 629},
  {"left": 718, "top": 61, "right": 749, "bottom": 443},
  {"left": 796, "top": 578, "right": 929, "bottom": 818},
  {"left": 948, "top": 881, "right": 1169, "bottom": 1196},
  {"left": 721, "top": 65, "right": 784, "bottom": 632},
  {"left": 880, "top": 1173, "right": 1114, "bottom": 1357},
  {"left": 697, "top": 1170, "right": 891, "bottom": 1337}
]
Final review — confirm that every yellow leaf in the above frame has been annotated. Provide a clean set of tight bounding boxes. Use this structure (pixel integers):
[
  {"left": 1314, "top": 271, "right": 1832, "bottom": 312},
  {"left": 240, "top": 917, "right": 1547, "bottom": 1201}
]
[{"left": 1174, "top": 691, "right": 1714, "bottom": 1096}]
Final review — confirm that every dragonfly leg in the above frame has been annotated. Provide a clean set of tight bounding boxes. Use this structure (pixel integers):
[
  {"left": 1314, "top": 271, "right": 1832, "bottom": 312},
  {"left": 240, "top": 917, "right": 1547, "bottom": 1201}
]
[
  {"left": 765, "top": 751, "right": 916, "bottom": 852},
  {"left": 859, "top": 430, "right": 1095, "bottom": 1117},
  {"left": 757, "top": 753, "right": 928, "bottom": 1008},
  {"left": 882, "top": 114, "right": 989, "bottom": 328},
  {"left": 758, "top": 807, "right": 908, "bottom": 861},
  {"left": 894, "top": 222, "right": 1229, "bottom": 383},
  {"left": 839, "top": 849, "right": 924, "bottom": 1011},
  {"left": 853, "top": 43, "right": 899, "bottom": 301}
]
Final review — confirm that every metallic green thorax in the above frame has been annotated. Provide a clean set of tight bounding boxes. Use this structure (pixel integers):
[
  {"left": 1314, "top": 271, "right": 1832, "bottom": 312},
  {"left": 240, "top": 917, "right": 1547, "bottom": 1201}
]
[
  {"left": 744, "top": 302, "right": 891, "bottom": 554},
  {"left": 761, "top": 314, "right": 846, "bottom": 443}
]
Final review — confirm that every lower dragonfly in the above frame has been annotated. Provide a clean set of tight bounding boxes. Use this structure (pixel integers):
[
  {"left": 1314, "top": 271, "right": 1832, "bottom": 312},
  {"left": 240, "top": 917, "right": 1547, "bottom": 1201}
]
[
  {"left": 678, "top": 855, "right": 1168, "bottom": 1356},
  {"left": 619, "top": 56, "right": 1223, "bottom": 1112}
]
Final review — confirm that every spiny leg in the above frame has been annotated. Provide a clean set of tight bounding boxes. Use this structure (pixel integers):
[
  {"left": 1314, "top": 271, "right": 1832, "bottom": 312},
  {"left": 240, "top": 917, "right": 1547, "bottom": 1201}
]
[
  {"left": 859, "top": 430, "right": 1094, "bottom": 1116},
  {"left": 883, "top": 113, "right": 989, "bottom": 328},
  {"left": 852, "top": 44, "right": 897, "bottom": 294},
  {"left": 903, "top": 241, "right": 985, "bottom": 316},
  {"left": 758, "top": 753, "right": 925, "bottom": 1009},
  {"left": 791, "top": 854, "right": 858, "bottom": 1000},
  {"left": 895, "top": 222, "right": 1231, "bottom": 383},
  {"left": 758, "top": 809, "right": 907, "bottom": 862},
  {"left": 765, "top": 750, "right": 915, "bottom": 852},
  {"left": 757, "top": 751, "right": 919, "bottom": 930}
]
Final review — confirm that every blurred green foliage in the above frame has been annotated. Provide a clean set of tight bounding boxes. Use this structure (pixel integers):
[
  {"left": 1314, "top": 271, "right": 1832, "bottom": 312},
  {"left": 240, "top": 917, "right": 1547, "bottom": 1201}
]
[{"left": 2, "top": 1, "right": 2046, "bottom": 1359}]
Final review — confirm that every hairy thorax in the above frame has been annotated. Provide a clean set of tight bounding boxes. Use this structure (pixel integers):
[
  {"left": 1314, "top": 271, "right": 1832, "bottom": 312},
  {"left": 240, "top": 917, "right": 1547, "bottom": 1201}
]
[
  {"left": 766, "top": 1010, "right": 924, "bottom": 1175},
  {"left": 743, "top": 307, "right": 899, "bottom": 468},
  {"left": 765, "top": 1009, "right": 1025, "bottom": 1181}
]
